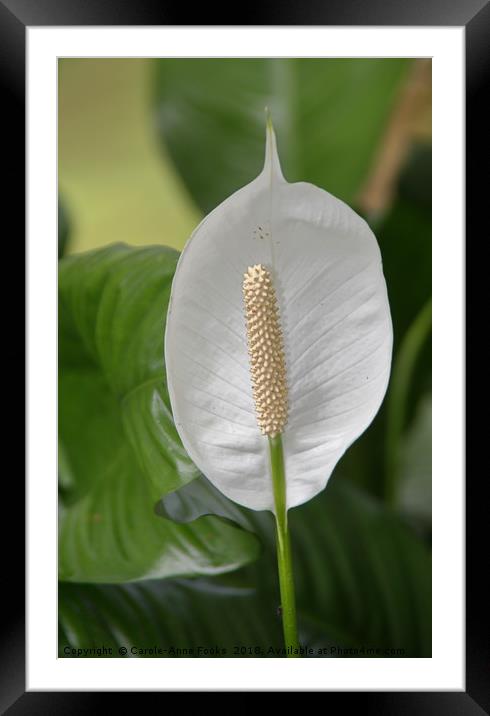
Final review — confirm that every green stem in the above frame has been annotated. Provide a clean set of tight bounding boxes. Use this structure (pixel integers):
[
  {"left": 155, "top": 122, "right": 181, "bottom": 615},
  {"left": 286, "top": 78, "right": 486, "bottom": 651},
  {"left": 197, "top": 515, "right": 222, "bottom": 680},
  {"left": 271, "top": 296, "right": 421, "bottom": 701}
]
[{"left": 268, "top": 434, "right": 300, "bottom": 657}]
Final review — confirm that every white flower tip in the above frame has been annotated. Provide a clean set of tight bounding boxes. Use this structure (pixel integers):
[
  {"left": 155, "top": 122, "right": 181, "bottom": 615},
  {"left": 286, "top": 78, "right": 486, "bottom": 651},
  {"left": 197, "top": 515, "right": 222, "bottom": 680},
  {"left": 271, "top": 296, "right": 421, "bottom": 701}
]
[
  {"left": 264, "top": 105, "right": 272, "bottom": 129},
  {"left": 263, "top": 109, "right": 285, "bottom": 183}
]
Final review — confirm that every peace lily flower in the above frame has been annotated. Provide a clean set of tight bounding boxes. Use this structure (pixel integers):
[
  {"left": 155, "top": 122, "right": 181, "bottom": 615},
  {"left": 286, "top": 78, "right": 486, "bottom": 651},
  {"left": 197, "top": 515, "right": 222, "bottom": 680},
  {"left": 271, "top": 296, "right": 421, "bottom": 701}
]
[{"left": 165, "top": 115, "right": 392, "bottom": 656}]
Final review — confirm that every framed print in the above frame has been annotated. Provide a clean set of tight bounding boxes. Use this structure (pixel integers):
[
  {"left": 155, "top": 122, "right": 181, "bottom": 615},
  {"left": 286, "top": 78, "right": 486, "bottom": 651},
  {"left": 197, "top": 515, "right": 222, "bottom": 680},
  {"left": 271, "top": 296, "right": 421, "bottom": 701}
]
[{"left": 0, "top": 0, "right": 483, "bottom": 710}]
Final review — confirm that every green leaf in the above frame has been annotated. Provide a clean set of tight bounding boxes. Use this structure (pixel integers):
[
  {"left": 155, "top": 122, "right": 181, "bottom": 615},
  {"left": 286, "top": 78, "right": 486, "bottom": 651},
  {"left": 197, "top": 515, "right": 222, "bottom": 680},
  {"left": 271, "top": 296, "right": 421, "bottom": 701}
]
[
  {"left": 336, "top": 145, "right": 432, "bottom": 500},
  {"left": 59, "top": 244, "right": 260, "bottom": 582},
  {"left": 289, "top": 478, "right": 431, "bottom": 656},
  {"left": 162, "top": 476, "right": 431, "bottom": 656},
  {"left": 375, "top": 143, "right": 432, "bottom": 349},
  {"left": 58, "top": 196, "right": 70, "bottom": 259},
  {"left": 384, "top": 299, "right": 432, "bottom": 504},
  {"left": 396, "top": 394, "right": 432, "bottom": 529},
  {"left": 153, "top": 58, "right": 409, "bottom": 213},
  {"left": 397, "top": 143, "right": 432, "bottom": 212},
  {"left": 59, "top": 578, "right": 284, "bottom": 658},
  {"left": 375, "top": 145, "right": 431, "bottom": 506},
  {"left": 61, "top": 476, "right": 430, "bottom": 656},
  {"left": 155, "top": 475, "right": 256, "bottom": 532}
]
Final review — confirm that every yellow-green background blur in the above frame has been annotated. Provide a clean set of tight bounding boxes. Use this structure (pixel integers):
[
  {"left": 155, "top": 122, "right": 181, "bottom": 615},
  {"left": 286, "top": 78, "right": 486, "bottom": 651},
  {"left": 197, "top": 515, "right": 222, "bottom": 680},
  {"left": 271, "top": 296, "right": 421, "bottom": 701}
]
[
  {"left": 59, "top": 59, "right": 199, "bottom": 254},
  {"left": 59, "top": 58, "right": 431, "bottom": 255}
]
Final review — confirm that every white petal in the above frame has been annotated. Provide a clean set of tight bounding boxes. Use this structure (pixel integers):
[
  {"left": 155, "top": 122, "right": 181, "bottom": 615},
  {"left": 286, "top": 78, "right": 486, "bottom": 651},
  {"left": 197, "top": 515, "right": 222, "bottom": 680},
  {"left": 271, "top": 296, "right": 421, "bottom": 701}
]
[{"left": 165, "top": 122, "right": 392, "bottom": 511}]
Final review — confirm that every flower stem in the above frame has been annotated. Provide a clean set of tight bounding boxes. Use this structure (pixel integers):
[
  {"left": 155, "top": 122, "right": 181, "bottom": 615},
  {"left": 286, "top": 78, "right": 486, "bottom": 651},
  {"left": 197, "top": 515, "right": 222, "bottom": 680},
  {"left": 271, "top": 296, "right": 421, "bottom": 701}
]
[{"left": 268, "top": 434, "right": 300, "bottom": 657}]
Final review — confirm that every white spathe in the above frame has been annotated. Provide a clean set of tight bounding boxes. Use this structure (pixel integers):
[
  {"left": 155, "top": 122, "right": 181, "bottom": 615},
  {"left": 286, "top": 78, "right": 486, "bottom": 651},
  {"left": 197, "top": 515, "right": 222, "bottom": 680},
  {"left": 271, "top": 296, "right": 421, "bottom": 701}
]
[{"left": 165, "top": 122, "right": 392, "bottom": 512}]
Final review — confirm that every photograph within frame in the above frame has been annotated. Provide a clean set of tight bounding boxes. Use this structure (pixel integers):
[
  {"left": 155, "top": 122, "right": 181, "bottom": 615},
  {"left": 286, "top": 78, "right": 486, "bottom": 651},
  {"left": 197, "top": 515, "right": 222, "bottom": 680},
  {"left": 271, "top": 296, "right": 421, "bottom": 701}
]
[{"left": 2, "top": 3, "right": 476, "bottom": 713}]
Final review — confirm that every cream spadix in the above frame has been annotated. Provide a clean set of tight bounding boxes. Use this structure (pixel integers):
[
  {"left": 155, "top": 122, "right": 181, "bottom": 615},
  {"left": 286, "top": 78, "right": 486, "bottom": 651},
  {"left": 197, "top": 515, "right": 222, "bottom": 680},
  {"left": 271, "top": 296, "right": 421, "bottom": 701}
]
[
  {"left": 243, "top": 263, "right": 288, "bottom": 438},
  {"left": 165, "top": 120, "right": 392, "bottom": 512}
]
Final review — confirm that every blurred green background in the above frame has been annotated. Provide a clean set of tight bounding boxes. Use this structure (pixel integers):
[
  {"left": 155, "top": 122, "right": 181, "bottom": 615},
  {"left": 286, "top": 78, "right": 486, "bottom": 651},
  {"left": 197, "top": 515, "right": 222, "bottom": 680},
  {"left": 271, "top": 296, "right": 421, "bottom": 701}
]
[{"left": 58, "top": 58, "right": 432, "bottom": 658}]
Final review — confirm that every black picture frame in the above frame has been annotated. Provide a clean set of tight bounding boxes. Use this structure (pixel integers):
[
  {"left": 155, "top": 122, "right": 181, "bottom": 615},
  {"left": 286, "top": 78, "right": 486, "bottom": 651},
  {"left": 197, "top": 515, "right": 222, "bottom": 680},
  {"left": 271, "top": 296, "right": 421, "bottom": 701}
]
[{"left": 2, "top": 0, "right": 481, "bottom": 711}]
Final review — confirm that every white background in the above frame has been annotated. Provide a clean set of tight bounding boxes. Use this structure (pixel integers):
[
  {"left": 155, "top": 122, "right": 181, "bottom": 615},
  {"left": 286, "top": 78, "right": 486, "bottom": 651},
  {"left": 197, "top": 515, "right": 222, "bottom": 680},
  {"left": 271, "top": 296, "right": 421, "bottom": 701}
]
[{"left": 27, "top": 27, "right": 464, "bottom": 691}]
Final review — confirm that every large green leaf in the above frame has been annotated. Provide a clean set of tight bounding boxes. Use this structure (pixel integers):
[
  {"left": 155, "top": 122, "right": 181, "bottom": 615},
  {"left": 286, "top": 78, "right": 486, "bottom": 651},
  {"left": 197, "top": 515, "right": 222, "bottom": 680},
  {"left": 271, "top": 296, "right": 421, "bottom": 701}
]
[
  {"left": 153, "top": 58, "right": 409, "bottom": 213},
  {"left": 59, "top": 244, "right": 260, "bottom": 582},
  {"left": 289, "top": 479, "right": 431, "bottom": 656},
  {"left": 61, "top": 476, "right": 431, "bottom": 656},
  {"left": 59, "top": 578, "right": 284, "bottom": 658}
]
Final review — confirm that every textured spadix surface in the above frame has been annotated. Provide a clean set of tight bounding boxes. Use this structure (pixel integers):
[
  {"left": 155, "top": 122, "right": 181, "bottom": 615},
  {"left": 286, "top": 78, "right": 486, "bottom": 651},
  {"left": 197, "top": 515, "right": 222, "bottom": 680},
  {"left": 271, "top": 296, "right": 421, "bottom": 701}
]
[{"left": 165, "top": 124, "right": 392, "bottom": 511}]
